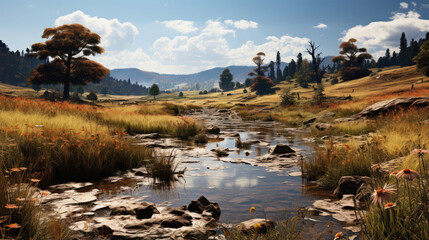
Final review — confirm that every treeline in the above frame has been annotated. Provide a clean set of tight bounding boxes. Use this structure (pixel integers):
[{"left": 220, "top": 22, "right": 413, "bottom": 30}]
[
  {"left": 376, "top": 32, "right": 429, "bottom": 68},
  {"left": 0, "top": 39, "right": 149, "bottom": 96},
  {"left": 0, "top": 40, "right": 47, "bottom": 86}
]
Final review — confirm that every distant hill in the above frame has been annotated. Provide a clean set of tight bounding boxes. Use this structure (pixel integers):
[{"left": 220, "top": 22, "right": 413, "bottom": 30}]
[{"left": 111, "top": 58, "right": 335, "bottom": 90}]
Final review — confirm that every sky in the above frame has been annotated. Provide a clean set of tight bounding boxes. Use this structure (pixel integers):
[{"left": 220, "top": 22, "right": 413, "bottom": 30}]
[{"left": 1, "top": 0, "right": 429, "bottom": 74}]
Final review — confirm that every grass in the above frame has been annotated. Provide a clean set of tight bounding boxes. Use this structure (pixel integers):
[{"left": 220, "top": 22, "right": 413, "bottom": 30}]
[{"left": 145, "top": 150, "right": 185, "bottom": 182}]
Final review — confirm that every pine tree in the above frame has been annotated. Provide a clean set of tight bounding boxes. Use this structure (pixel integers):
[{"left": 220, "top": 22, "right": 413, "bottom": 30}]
[
  {"left": 399, "top": 32, "right": 409, "bottom": 67},
  {"left": 276, "top": 51, "right": 282, "bottom": 82},
  {"left": 282, "top": 65, "right": 289, "bottom": 81},
  {"left": 289, "top": 59, "right": 297, "bottom": 76},
  {"left": 297, "top": 53, "right": 303, "bottom": 72},
  {"left": 268, "top": 61, "right": 275, "bottom": 81},
  {"left": 219, "top": 68, "right": 234, "bottom": 91}
]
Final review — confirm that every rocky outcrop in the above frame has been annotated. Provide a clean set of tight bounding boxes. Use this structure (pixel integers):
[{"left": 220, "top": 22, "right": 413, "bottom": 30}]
[
  {"left": 334, "top": 97, "right": 429, "bottom": 123},
  {"left": 333, "top": 176, "right": 371, "bottom": 198}
]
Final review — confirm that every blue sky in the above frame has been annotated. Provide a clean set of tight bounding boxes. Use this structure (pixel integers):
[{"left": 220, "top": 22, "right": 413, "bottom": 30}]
[{"left": 1, "top": 0, "right": 429, "bottom": 73}]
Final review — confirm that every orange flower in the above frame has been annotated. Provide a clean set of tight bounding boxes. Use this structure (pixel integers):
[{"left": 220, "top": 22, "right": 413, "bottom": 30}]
[
  {"left": 390, "top": 171, "right": 399, "bottom": 177},
  {"left": 30, "top": 178, "right": 41, "bottom": 183},
  {"left": 384, "top": 202, "right": 397, "bottom": 209},
  {"left": 41, "top": 190, "right": 51, "bottom": 196},
  {"left": 5, "top": 204, "right": 19, "bottom": 209},
  {"left": 10, "top": 168, "right": 21, "bottom": 172},
  {"left": 5, "top": 223, "right": 21, "bottom": 229},
  {"left": 334, "top": 232, "right": 344, "bottom": 240}
]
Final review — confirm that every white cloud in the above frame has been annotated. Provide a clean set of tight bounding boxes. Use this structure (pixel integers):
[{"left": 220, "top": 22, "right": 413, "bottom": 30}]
[
  {"left": 411, "top": 2, "right": 417, "bottom": 7},
  {"left": 55, "top": 10, "right": 139, "bottom": 51},
  {"left": 224, "top": 19, "right": 258, "bottom": 29},
  {"left": 400, "top": 2, "right": 409, "bottom": 9},
  {"left": 313, "top": 23, "right": 328, "bottom": 29},
  {"left": 151, "top": 19, "right": 309, "bottom": 73},
  {"left": 341, "top": 11, "right": 429, "bottom": 54},
  {"left": 159, "top": 20, "right": 198, "bottom": 34}
]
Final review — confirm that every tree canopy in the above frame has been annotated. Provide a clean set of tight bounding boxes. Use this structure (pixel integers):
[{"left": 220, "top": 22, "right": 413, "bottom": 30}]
[
  {"left": 219, "top": 68, "right": 234, "bottom": 91},
  {"left": 414, "top": 39, "right": 429, "bottom": 76},
  {"left": 248, "top": 52, "right": 275, "bottom": 95},
  {"left": 331, "top": 38, "right": 372, "bottom": 68},
  {"left": 28, "top": 24, "right": 109, "bottom": 100},
  {"left": 149, "top": 83, "right": 160, "bottom": 99}
]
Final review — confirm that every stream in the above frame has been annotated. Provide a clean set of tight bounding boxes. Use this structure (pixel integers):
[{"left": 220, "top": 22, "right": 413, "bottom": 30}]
[{"left": 44, "top": 108, "right": 355, "bottom": 239}]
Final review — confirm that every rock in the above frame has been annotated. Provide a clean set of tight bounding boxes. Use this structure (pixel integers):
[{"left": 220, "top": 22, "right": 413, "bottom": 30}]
[
  {"left": 315, "top": 123, "right": 331, "bottom": 131},
  {"left": 313, "top": 195, "right": 360, "bottom": 224},
  {"left": 303, "top": 117, "right": 317, "bottom": 125},
  {"left": 110, "top": 206, "right": 135, "bottom": 216},
  {"left": 270, "top": 144, "right": 295, "bottom": 155},
  {"left": 138, "top": 133, "right": 162, "bottom": 139},
  {"left": 236, "top": 218, "right": 275, "bottom": 234},
  {"left": 371, "top": 157, "right": 403, "bottom": 174},
  {"left": 333, "top": 176, "right": 372, "bottom": 198},
  {"left": 211, "top": 148, "right": 229, "bottom": 157},
  {"left": 198, "top": 196, "right": 211, "bottom": 207},
  {"left": 95, "top": 225, "right": 114, "bottom": 235},
  {"left": 207, "top": 126, "right": 220, "bottom": 134},
  {"left": 160, "top": 216, "right": 192, "bottom": 228},
  {"left": 226, "top": 93, "right": 232, "bottom": 96},
  {"left": 188, "top": 200, "right": 204, "bottom": 214},
  {"left": 288, "top": 172, "right": 302, "bottom": 177},
  {"left": 334, "top": 97, "right": 429, "bottom": 122},
  {"left": 204, "top": 203, "right": 221, "bottom": 218},
  {"left": 135, "top": 203, "right": 160, "bottom": 219}
]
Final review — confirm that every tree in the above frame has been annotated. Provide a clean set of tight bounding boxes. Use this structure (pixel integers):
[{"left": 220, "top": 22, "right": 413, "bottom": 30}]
[
  {"left": 297, "top": 53, "right": 303, "bottom": 72},
  {"left": 28, "top": 24, "right": 110, "bottom": 100},
  {"left": 331, "top": 38, "right": 372, "bottom": 81},
  {"left": 276, "top": 51, "right": 282, "bottom": 82},
  {"left": 306, "top": 41, "right": 327, "bottom": 84},
  {"left": 282, "top": 65, "right": 289, "bottom": 81},
  {"left": 414, "top": 39, "right": 429, "bottom": 76},
  {"left": 289, "top": 59, "right": 297, "bottom": 77},
  {"left": 219, "top": 68, "right": 234, "bottom": 91},
  {"left": 248, "top": 52, "right": 275, "bottom": 95},
  {"left": 86, "top": 91, "right": 98, "bottom": 101},
  {"left": 399, "top": 32, "right": 410, "bottom": 67},
  {"left": 331, "top": 38, "right": 372, "bottom": 67},
  {"left": 268, "top": 61, "right": 275, "bottom": 81},
  {"left": 179, "top": 91, "right": 184, "bottom": 97},
  {"left": 149, "top": 83, "right": 160, "bottom": 99}
]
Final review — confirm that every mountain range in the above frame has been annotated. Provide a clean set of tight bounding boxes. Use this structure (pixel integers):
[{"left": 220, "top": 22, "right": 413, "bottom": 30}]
[{"left": 111, "top": 56, "right": 334, "bottom": 90}]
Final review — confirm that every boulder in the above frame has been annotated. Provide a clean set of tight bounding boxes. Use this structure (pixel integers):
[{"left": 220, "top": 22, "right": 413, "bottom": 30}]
[
  {"left": 270, "top": 144, "right": 295, "bottom": 155},
  {"left": 333, "top": 176, "right": 372, "bottom": 198},
  {"left": 188, "top": 196, "right": 221, "bottom": 218},
  {"left": 315, "top": 123, "right": 331, "bottom": 131},
  {"left": 236, "top": 218, "right": 275, "bottom": 234},
  {"left": 334, "top": 97, "right": 429, "bottom": 122},
  {"left": 160, "top": 216, "right": 192, "bottom": 228},
  {"left": 207, "top": 126, "right": 220, "bottom": 134},
  {"left": 188, "top": 200, "right": 204, "bottom": 214},
  {"left": 135, "top": 203, "right": 159, "bottom": 219}
]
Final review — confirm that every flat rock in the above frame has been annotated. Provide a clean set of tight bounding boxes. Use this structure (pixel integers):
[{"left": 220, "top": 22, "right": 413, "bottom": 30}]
[
  {"left": 236, "top": 218, "right": 275, "bottom": 234},
  {"left": 313, "top": 195, "right": 361, "bottom": 224}
]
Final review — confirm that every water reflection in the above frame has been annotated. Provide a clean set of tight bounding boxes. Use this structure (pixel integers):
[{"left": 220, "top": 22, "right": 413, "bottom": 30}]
[{"left": 147, "top": 176, "right": 185, "bottom": 199}]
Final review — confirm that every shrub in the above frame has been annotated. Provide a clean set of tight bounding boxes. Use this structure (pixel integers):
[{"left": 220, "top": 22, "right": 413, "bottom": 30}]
[
  {"left": 194, "top": 132, "right": 208, "bottom": 143},
  {"left": 331, "top": 77, "right": 339, "bottom": 85},
  {"left": 280, "top": 88, "right": 296, "bottom": 106},
  {"left": 203, "top": 90, "right": 208, "bottom": 94},
  {"left": 243, "top": 89, "right": 248, "bottom": 93},
  {"left": 86, "top": 91, "right": 98, "bottom": 101},
  {"left": 179, "top": 91, "right": 184, "bottom": 97},
  {"left": 199, "top": 91, "right": 203, "bottom": 95},
  {"left": 340, "top": 67, "right": 371, "bottom": 81}
]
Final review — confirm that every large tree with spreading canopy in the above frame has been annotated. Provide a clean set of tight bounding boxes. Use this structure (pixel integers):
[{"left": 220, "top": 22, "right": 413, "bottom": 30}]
[{"left": 28, "top": 24, "right": 110, "bottom": 100}]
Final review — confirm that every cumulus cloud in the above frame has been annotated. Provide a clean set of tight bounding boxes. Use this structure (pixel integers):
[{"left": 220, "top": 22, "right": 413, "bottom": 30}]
[
  {"left": 313, "top": 23, "right": 328, "bottom": 29},
  {"left": 224, "top": 19, "right": 258, "bottom": 29},
  {"left": 400, "top": 2, "right": 409, "bottom": 9},
  {"left": 55, "top": 10, "right": 139, "bottom": 51},
  {"left": 159, "top": 20, "right": 198, "bottom": 34},
  {"left": 341, "top": 11, "right": 429, "bottom": 54},
  {"left": 151, "top": 19, "right": 309, "bottom": 72},
  {"left": 411, "top": 2, "right": 417, "bottom": 7}
]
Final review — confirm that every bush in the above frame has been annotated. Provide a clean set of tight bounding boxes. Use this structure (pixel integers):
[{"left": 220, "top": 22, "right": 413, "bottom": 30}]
[
  {"left": 280, "top": 88, "right": 295, "bottom": 106},
  {"left": 86, "top": 91, "right": 98, "bottom": 101},
  {"left": 331, "top": 77, "right": 339, "bottom": 85},
  {"left": 203, "top": 90, "right": 208, "bottom": 94},
  {"left": 243, "top": 89, "right": 248, "bottom": 93},
  {"left": 179, "top": 91, "right": 184, "bottom": 97},
  {"left": 340, "top": 67, "right": 371, "bottom": 81},
  {"left": 199, "top": 91, "right": 203, "bottom": 95}
]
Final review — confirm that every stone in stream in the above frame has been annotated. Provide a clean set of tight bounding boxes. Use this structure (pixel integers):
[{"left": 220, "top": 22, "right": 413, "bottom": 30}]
[
  {"left": 312, "top": 194, "right": 361, "bottom": 224},
  {"left": 270, "top": 144, "right": 295, "bottom": 155},
  {"left": 135, "top": 202, "right": 160, "bottom": 219},
  {"left": 236, "top": 218, "right": 275, "bottom": 234},
  {"left": 206, "top": 126, "right": 221, "bottom": 134}
]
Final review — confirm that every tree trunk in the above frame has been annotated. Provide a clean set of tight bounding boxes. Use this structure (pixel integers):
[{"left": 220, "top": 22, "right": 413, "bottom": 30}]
[{"left": 63, "top": 81, "right": 70, "bottom": 100}]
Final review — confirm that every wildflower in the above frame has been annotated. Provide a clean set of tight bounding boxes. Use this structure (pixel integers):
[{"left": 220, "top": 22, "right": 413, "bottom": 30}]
[
  {"left": 384, "top": 202, "right": 397, "bottom": 209},
  {"left": 396, "top": 169, "right": 419, "bottom": 180},
  {"left": 5, "top": 204, "right": 19, "bottom": 209},
  {"left": 390, "top": 171, "right": 398, "bottom": 176},
  {"left": 5, "top": 223, "right": 21, "bottom": 229},
  {"left": 249, "top": 207, "right": 255, "bottom": 213},
  {"left": 334, "top": 232, "right": 345, "bottom": 240},
  {"left": 414, "top": 149, "right": 429, "bottom": 154},
  {"left": 254, "top": 223, "right": 262, "bottom": 229},
  {"left": 371, "top": 184, "right": 396, "bottom": 204}
]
